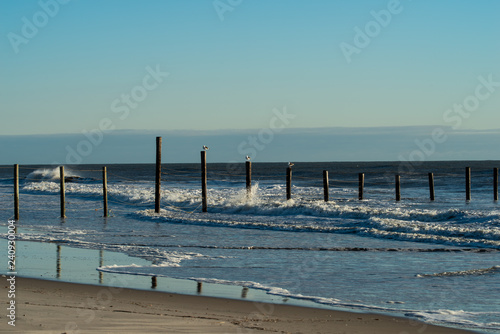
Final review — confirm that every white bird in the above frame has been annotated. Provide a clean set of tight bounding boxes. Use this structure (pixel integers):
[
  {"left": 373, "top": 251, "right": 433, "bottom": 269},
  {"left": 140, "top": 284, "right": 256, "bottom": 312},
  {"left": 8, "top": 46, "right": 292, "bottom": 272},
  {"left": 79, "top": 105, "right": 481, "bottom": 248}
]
[
  {"left": 203, "top": 145, "right": 209, "bottom": 151},
  {"left": 245, "top": 155, "right": 251, "bottom": 161},
  {"left": 288, "top": 162, "right": 294, "bottom": 167}
]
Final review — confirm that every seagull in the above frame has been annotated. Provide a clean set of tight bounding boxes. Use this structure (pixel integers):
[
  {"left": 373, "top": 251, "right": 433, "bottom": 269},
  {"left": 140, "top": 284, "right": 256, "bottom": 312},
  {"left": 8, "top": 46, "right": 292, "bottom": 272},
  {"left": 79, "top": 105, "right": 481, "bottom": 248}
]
[
  {"left": 245, "top": 155, "right": 251, "bottom": 161},
  {"left": 203, "top": 145, "right": 209, "bottom": 151},
  {"left": 288, "top": 162, "right": 294, "bottom": 167}
]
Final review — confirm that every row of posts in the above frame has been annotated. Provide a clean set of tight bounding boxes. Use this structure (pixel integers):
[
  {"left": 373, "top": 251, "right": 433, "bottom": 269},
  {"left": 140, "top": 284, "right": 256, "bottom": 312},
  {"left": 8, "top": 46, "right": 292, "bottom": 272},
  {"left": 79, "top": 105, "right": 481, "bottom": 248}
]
[
  {"left": 10, "top": 163, "right": 500, "bottom": 220},
  {"left": 10, "top": 136, "right": 500, "bottom": 219},
  {"left": 192, "top": 156, "right": 500, "bottom": 213},
  {"left": 325, "top": 168, "right": 498, "bottom": 202},
  {"left": 13, "top": 164, "right": 109, "bottom": 220}
]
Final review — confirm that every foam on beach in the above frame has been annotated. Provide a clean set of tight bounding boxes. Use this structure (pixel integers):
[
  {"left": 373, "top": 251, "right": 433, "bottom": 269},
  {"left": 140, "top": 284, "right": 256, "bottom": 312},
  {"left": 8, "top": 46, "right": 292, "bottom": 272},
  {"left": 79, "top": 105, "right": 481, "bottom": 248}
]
[{"left": 20, "top": 173, "right": 500, "bottom": 251}]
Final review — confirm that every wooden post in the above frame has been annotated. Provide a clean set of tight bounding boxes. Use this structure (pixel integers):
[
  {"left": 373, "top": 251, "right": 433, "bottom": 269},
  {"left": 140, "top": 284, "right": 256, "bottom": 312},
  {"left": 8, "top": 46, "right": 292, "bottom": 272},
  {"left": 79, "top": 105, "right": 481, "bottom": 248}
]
[
  {"left": 246, "top": 161, "right": 251, "bottom": 196},
  {"left": 465, "top": 167, "right": 471, "bottom": 201},
  {"left": 155, "top": 137, "right": 162, "bottom": 213},
  {"left": 286, "top": 167, "right": 292, "bottom": 200},
  {"left": 99, "top": 249, "right": 104, "bottom": 284},
  {"left": 358, "top": 173, "right": 364, "bottom": 200},
  {"left": 14, "top": 164, "right": 19, "bottom": 220},
  {"left": 56, "top": 244, "right": 61, "bottom": 278},
  {"left": 151, "top": 276, "right": 157, "bottom": 289},
  {"left": 197, "top": 282, "right": 203, "bottom": 294},
  {"left": 102, "top": 166, "right": 108, "bottom": 217},
  {"left": 201, "top": 151, "right": 207, "bottom": 212},
  {"left": 428, "top": 172, "right": 435, "bottom": 201},
  {"left": 494, "top": 168, "right": 498, "bottom": 201},
  {"left": 60, "top": 166, "right": 66, "bottom": 218},
  {"left": 323, "top": 170, "right": 329, "bottom": 202},
  {"left": 241, "top": 287, "right": 249, "bottom": 299},
  {"left": 395, "top": 174, "right": 401, "bottom": 201}
]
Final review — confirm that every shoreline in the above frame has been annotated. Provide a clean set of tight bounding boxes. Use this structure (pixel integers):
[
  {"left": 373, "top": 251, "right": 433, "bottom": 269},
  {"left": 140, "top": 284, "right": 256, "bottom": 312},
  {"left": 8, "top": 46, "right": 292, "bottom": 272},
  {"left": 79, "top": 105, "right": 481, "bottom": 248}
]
[
  {"left": 1, "top": 276, "right": 479, "bottom": 334},
  {"left": 0, "top": 237, "right": 492, "bottom": 333}
]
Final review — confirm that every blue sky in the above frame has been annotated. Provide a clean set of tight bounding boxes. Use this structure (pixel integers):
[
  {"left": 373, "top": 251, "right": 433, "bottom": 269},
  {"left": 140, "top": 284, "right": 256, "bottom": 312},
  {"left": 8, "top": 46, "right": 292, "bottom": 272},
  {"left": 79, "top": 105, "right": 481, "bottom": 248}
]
[{"left": 1, "top": 0, "right": 499, "bottom": 164}]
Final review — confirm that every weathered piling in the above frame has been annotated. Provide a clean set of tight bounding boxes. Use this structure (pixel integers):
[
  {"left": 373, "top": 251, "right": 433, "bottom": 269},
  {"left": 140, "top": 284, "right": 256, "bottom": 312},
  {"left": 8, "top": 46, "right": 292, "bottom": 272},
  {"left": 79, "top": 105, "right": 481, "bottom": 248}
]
[
  {"left": 286, "top": 167, "right": 292, "bottom": 200},
  {"left": 241, "top": 287, "right": 249, "bottom": 298},
  {"left": 197, "top": 282, "right": 203, "bottom": 294},
  {"left": 99, "top": 249, "right": 104, "bottom": 284},
  {"left": 466, "top": 167, "right": 471, "bottom": 201},
  {"left": 395, "top": 174, "right": 401, "bottom": 201},
  {"left": 56, "top": 244, "right": 61, "bottom": 278},
  {"left": 494, "top": 168, "right": 498, "bottom": 201},
  {"left": 201, "top": 151, "right": 207, "bottom": 212},
  {"left": 155, "top": 136, "right": 162, "bottom": 213},
  {"left": 60, "top": 166, "right": 66, "bottom": 218},
  {"left": 323, "top": 170, "right": 329, "bottom": 202},
  {"left": 151, "top": 276, "right": 157, "bottom": 289},
  {"left": 14, "top": 164, "right": 19, "bottom": 220},
  {"left": 428, "top": 172, "right": 435, "bottom": 201},
  {"left": 246, "top": 161, "right": 251, "bottom": 195},
  {"left": 102, "top": 166, "right": 108, "bottom": 217},
  {"left": 358, "top": 173, "right": 364, "bottom": 200}
]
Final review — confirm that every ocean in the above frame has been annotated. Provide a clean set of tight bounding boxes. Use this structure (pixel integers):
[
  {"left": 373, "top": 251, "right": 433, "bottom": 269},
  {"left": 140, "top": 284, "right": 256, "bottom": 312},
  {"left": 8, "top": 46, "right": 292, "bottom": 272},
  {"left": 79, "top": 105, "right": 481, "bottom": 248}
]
[{"left": 1, "top": 161, "right": 499, "bottom": 333}]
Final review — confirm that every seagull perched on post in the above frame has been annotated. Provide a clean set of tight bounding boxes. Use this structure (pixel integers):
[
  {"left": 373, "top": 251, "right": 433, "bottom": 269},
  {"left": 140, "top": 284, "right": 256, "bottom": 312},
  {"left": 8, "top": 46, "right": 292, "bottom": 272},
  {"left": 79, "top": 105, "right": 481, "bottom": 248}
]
[
  {"left": 288, "top": 162, "right": 294, "bottom": 167},
  {"left": 203, "top": 145, "right": 209, "bottom": 151},
  {"left": 245, "top": 155, "right": 251, "bottom": 161}
]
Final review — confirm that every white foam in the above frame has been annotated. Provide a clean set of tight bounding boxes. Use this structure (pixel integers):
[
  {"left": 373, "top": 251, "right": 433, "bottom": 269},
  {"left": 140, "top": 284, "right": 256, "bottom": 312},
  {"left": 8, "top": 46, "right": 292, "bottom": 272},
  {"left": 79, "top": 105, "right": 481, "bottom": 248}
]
[
  {"left": 26, "top": 167, "right": 80, "bottom": 181},
  {"left": 18, "top": 178, "right": 500, "bottom": 249},
  {"left": 417, "top": 266, "right": 500, "bottom": 278},
  {"left": 406, "top": 309, "right": 500, "bottom": 330}
]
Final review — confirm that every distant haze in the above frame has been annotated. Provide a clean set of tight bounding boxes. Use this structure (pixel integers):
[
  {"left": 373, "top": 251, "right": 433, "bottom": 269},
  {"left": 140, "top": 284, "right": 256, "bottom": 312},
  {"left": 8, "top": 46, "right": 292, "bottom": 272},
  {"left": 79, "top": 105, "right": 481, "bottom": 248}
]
[{"left": 1, "top": 126, "right": 499, "bottom": 165}]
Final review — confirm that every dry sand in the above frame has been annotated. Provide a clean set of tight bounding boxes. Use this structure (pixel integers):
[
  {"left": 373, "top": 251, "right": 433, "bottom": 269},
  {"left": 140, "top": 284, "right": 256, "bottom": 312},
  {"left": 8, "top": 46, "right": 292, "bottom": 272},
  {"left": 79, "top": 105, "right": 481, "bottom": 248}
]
[{"left": 0, "top": 276, "right": 478, "bottom": 334}]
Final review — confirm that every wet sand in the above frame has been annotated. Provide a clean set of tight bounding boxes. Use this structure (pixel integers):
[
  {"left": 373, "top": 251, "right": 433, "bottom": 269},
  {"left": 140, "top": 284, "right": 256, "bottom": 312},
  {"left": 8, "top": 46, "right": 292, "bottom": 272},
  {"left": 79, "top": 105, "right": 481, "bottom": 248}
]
[{"left": 0, "top": 276, "right": 479, "bottom": 334}]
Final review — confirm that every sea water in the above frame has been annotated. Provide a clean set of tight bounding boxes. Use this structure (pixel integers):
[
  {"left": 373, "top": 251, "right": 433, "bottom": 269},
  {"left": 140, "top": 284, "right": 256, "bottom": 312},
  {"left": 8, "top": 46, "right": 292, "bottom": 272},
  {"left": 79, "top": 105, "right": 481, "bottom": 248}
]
[{"left": 0, "top": 161, "right": 499, "bottom": 333}]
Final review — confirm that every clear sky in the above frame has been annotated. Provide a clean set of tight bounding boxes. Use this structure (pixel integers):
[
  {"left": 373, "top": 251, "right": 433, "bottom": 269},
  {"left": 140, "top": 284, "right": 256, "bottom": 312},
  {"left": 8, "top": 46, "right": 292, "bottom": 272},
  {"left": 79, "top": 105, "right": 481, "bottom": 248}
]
[{"left": 1, "top": 0, "right": 499, "bottom": 164}]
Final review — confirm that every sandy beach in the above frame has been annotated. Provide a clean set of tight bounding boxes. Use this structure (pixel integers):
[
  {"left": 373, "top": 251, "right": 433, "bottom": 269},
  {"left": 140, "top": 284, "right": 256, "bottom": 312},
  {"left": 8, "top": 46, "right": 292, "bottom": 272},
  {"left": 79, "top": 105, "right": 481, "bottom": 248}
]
[{"left": 0, "top": 276, "right": 478, "bottom": 334}]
